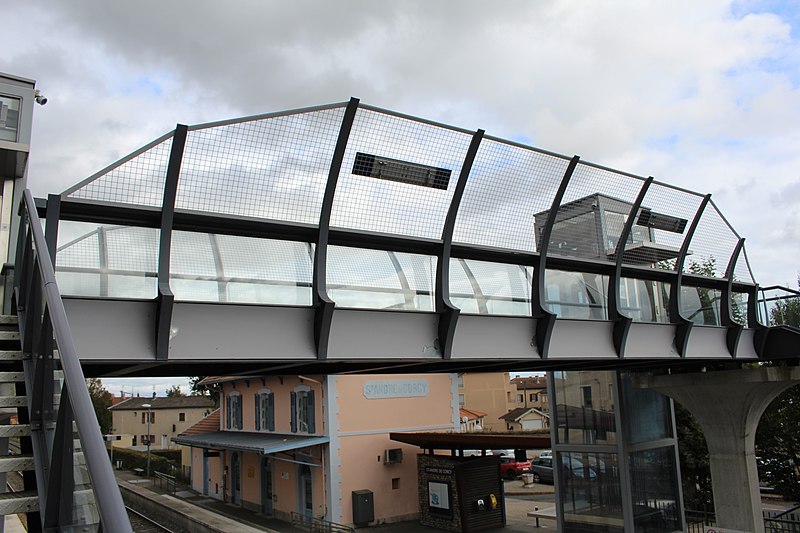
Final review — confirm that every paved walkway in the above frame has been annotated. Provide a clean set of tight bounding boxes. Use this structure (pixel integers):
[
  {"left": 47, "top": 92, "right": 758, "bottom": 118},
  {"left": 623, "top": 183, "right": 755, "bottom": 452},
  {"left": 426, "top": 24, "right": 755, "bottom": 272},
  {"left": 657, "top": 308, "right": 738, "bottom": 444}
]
[{"left": 115, "top": 468, "right": 557, "bottom": 532}]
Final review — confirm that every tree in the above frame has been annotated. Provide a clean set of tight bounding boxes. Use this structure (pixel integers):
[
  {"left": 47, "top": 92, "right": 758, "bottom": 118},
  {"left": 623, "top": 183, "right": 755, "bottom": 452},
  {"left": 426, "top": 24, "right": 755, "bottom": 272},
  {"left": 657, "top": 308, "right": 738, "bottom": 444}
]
[
  {"left": 87, "top": 378, "right": 113, "bottom": 435},
  {"left": 675, "top": 402, "right": 713, "bottom": 510},
  {"left": 755, "top": 279, "right": 800, "bottom": 501},
  {"left": 189, "top": 376, "right": 220, "bottom": 407},
  {"left": 165, "top": 385, "right": 186, "bottom": 398}
]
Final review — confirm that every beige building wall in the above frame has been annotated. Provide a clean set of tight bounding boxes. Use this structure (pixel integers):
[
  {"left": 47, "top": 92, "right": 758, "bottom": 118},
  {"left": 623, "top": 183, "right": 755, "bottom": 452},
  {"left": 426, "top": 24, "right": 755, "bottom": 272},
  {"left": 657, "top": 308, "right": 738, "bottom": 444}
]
[
  {"left": 111, "top": 405, "right": 212, "bottom": 449},
  {"left": 219, "top": 376, "right": 324, "bottom": 434},
  {"left": 457, "top": 372, "right": 514, "bottom": 432},
  {"left": 330, "top": 373, "right": 458, "bottom": 525}
]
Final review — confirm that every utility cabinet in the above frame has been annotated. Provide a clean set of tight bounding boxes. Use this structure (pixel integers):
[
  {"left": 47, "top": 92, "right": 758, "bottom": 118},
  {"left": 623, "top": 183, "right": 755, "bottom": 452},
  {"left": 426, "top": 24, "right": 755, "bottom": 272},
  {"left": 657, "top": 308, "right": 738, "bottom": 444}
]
[{"left": 352, "top": 489, "right": 374, "bottom": 526}]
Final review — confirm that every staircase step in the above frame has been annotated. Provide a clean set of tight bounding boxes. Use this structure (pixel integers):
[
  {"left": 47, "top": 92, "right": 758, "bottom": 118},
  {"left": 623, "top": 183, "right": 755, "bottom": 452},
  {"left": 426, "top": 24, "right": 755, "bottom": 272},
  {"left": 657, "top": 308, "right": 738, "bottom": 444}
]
[
  {"left": 0, "top": 372, "right": 24, "bottom": 383},
  {"left": 0, "top": 489, "right": 38, "bottom": 515},
  {"left": 0, "top": 397, "right": 26, "bottom": 408},
  {"left": 0, "top": 424, "right": 30, "bottom": 438},
  {"left": 0, "top": 351, "right": 22, "bottom": 361},
  {"left": 0, "top": 455, "right": 34, "bottom": 473},
  {"left": 0, "top": 332, "right": 19, "bottom": 342},
  {"left": 0, "top": 316, "right": 18, "bottom": 326}
]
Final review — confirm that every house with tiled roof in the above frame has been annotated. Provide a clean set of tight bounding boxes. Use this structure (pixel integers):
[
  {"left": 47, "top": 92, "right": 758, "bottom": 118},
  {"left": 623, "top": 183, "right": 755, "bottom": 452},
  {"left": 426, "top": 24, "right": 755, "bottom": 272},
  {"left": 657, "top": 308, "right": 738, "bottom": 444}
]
[
  {"left": 109, "top": 395, "right": 214, "bottom": 450},
  {"left": 172, "top": 374, "right": 459, "bottom": 526},
  {"left": 459, "top": 407, "right": 486, "bottom": 432},
  {"left": 499, "top": 406, "right": 550, "bottom": 432}
]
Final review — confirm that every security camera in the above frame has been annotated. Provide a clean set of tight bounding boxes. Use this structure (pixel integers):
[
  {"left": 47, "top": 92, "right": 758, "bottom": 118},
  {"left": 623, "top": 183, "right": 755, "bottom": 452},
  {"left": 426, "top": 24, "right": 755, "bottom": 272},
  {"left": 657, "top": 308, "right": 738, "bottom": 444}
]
[{"left": 34, "top": 90, "right": 47, "bottom": 106}]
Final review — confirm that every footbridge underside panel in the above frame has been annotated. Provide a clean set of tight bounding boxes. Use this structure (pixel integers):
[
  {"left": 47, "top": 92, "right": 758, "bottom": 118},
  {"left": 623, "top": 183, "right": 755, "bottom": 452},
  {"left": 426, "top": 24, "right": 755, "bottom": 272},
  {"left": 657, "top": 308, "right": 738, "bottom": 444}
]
[{"left": 63, "top": 297, "right": 764, "bottom": 376}]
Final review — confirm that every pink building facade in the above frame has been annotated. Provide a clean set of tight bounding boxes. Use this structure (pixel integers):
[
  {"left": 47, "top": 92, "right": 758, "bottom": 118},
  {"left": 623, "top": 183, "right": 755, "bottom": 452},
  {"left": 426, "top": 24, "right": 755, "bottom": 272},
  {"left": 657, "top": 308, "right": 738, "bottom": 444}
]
[{"left": 175, "top": 374, "right": 459, "bottom": 526}]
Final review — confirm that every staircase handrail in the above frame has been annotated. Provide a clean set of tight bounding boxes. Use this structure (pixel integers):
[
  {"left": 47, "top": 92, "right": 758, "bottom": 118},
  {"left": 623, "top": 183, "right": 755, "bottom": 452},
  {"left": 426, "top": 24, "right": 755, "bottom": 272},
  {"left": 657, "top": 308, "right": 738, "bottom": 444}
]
[{"left": 16, "top": 189, "right": 132, "bottom": 532}]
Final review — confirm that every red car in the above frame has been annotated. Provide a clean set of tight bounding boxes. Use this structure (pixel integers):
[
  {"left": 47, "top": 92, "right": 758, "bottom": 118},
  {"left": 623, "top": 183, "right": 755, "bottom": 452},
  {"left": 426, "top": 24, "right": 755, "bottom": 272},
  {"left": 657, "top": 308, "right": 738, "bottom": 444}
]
[{"left": 499, "top": 455, "right": 532, "bottom": 479}]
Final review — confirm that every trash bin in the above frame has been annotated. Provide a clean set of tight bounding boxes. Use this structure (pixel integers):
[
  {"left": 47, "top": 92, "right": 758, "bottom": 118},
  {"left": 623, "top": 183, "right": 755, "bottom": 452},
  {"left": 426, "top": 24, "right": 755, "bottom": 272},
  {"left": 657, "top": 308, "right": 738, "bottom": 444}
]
[{"left": 522, "top": 473, "right": 534, "bottom": 485}]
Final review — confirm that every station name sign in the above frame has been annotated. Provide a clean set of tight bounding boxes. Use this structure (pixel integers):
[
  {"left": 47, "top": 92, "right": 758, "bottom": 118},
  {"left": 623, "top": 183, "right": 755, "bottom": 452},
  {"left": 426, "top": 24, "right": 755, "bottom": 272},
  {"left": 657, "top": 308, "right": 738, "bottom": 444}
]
[{"left": 363, "top": 379, "right": 429, "bottom": 399}]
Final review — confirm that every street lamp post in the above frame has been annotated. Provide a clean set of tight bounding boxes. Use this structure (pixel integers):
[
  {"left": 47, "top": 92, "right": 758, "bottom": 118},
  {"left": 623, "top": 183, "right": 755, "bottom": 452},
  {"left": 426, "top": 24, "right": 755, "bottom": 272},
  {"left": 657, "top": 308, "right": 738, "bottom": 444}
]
[{"left": 142, "top": 403, "right": 151, "bottom": 479}]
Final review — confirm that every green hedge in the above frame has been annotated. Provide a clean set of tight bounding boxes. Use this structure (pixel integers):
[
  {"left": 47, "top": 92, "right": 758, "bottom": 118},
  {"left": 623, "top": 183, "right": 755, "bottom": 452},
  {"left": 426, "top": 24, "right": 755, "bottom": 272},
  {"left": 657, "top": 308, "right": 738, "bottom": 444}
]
[
  {"left": 109, "top": 447, "right": 178, "bottom": 476},
  {"left": 151, "top": 449, "right": 182, "bottom": 463}
]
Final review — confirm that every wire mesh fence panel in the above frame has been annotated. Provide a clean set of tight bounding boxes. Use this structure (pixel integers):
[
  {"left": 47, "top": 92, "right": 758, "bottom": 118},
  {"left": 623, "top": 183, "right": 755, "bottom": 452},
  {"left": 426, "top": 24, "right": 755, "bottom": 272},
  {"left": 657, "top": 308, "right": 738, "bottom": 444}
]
[
  {"left": 176, "top": 106, "right": 346, "bottom": 224},
  {"left": 543, "top": 163, "right": 645, "bottom": 263},
  {"left": 623, "top": 182, "right": 705, "bottom": 270},
  {"left": 682, "top": 201, "right": 740, "bottom": 278},
  {"left": 734, "top": 245, "right": 757, "bottom": 285},
  {"left": 330, "top": 108, "right": 473, "bottom": 239},
  {"left": 66, "top": 134, "right": 174, "bottom": 207},
  {"left": 453, "top": 138, "right": 571, "bottom": 252}
]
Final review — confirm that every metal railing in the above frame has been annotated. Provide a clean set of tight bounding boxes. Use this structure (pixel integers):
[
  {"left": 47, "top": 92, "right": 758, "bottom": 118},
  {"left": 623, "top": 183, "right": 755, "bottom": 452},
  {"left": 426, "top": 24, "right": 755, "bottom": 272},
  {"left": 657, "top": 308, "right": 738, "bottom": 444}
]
[
  {"left": 685, "top": 507, "right": 800, "bottom": 533},
  {"left": 14, "top": 189, "right": 132, "bottom": 531},
  {"left": 289, "top": 511, "right": 355, "bottom": 533}
]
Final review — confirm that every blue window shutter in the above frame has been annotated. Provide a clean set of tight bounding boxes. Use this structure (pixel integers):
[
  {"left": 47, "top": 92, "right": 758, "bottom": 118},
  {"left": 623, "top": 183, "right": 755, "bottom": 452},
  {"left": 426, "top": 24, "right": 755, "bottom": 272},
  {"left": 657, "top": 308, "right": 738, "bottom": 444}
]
[
  {"left": 226, "top": 395, "right": 231, "bottom": 430},
  {"left": 268, "top": 393, "right": 275, "bottom": 431},
  {"left": 237, "top": 396, "right": 243, "bottom": 430},
  {"left": 290, "top": 391, "right": 297, "bottom": 433},
  {"left": 307, "top": 390, "right": 315, "bottom": 434},
  {"left": 255, "top": 394, "right": 261, "bottom": 431}
]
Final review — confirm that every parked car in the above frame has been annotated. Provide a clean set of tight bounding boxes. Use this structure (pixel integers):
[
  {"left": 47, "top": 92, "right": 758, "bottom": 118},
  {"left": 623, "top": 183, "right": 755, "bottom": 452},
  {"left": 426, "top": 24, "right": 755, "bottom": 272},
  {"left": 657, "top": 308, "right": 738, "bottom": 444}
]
[
  {"left": 499, "top": 455, "right": 532, "bottom": 479},
  {"left": 531, "top": 456, "right": 596, "bottom": 484}
]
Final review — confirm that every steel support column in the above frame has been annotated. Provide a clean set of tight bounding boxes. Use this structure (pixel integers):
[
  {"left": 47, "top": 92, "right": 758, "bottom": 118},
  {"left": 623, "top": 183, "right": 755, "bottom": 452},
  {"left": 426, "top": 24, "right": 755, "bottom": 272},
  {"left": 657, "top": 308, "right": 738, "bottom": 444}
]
[
  {"left": 314, "top": 98, "right": 359, "bottom": 359},
  {"left": 435, "top": 129, "right": 483, "bottom": 359},
  {"left": 155, "top": 125, "right": 187, "bottom": 360},
  {"left": 531, "top": 156, "right": 579, "bottom": 358},
  {"left": 608, "top": 177, "right": 653, "bottom": 357},
  {"left": 669, "top": 194, "right": 711, "bottom": 356}
]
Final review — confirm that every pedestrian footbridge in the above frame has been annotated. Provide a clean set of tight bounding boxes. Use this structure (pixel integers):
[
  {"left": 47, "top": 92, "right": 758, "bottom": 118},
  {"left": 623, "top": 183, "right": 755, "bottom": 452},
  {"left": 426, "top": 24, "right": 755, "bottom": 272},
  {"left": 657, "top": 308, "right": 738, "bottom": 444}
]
[
  {"left": 4, "top": 96, "right": 800, "bottom": 532},
  {"left": 26, "top": 98, "right": 799, "bottom": 377}
]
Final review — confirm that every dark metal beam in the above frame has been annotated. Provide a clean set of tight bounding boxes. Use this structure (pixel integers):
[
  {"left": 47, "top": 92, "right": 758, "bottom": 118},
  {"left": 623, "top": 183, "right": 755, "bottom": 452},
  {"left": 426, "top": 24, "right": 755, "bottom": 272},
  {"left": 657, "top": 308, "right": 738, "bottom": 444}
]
[
  {"left": 47, "top": 198, "right": 762, "bottom": 295},
  {"left": 43, "top": 382, "right": 74, "bottom": 530},
  {"left": 532, "top": 155, "right": 580, "bottom": 358},
  {"left": 155, "top": 125, "right": 188, "bottom": 360},
  {"left": 436, "top": 129, "right": 484, "bottom": 359},
  {"left": 608, "top": 177, "right": 653, "bottom": 357},
  {"left": 314, "top": 98, "right": 359, "bottom": 359},
  {"left": 44, "top": 194, "right": 61, "bottom": 264},
  {"left": 722, "top": 238, "right": 745, "bottom": 356},
  {"left": 669, "top": 194, "right": 711, "bottom": 356}
]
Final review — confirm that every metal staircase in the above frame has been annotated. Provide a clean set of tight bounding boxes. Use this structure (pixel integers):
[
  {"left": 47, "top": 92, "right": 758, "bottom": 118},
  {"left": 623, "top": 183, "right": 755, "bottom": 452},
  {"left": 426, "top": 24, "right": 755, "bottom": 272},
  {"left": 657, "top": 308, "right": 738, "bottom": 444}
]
[
  {"left": 0, "top": 190, "right": 133, "bottom": 532},
  {"left": 0, "top": 320, "right": 40, "bottom": 526}
]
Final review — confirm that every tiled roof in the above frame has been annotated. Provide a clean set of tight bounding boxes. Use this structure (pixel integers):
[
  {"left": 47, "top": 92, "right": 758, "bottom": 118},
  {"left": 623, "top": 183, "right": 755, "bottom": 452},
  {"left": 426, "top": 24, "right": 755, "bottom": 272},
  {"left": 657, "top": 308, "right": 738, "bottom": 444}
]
[
  {"left": 181, "top": 409, "right": 221, "bottom": 435},
  {"left": 510, "top": 376, "right": 547, "bottom": 390},
  {"left": 109, "top": 396, "right": 215, "bottom": 410},
  {"left": 499, "top": 407, "right": 548, "bottom": 422},
  {"left": 460, "top": 407, "right": 486, "bottom": 420},
  {"left": 173, "top": 432, "right": 329, "bottom": 455}
]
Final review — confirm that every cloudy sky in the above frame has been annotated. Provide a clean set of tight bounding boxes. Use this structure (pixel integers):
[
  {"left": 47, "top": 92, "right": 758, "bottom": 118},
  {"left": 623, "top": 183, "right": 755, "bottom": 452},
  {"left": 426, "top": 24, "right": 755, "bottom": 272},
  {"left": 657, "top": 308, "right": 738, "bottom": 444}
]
[{"left": 4, "top": 1, "right": 800, "bottom": 391}]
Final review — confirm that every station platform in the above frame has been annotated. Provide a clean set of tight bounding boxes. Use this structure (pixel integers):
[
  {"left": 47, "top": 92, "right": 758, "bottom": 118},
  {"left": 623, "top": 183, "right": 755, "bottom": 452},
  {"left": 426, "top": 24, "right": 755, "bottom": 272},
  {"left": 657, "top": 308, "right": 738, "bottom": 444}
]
[{"left": 114, "top": 468, "right": 556, "bottom": 532}]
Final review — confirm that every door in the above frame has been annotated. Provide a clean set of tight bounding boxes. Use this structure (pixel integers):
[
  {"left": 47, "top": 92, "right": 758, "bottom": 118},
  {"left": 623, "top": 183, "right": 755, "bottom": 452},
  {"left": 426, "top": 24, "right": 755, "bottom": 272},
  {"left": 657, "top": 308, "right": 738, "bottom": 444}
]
[
  {"left": 261, "top": 457, "right": 273, "bottom": 515},
  {"left": 203, "top": 453, "right": 209, "bottom": 496},
  {"left": 231, "top": 452, "right": 241, "bottom": 505},
  {"left": 298, "top": 465, "right": 313, "bottom": 524}
]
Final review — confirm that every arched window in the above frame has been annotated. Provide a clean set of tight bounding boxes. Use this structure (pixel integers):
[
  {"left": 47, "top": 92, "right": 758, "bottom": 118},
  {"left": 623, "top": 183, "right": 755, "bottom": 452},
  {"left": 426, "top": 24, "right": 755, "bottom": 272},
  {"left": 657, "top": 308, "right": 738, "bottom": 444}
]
[
  {"left": 255, "top": 389, "right": 275, "bottom": 431},
  {"left": 226, "top": 391, "right": 242, "bottom": 430},
  {"left": 291, "top": 385, "right": 315, "bottom": 434}
]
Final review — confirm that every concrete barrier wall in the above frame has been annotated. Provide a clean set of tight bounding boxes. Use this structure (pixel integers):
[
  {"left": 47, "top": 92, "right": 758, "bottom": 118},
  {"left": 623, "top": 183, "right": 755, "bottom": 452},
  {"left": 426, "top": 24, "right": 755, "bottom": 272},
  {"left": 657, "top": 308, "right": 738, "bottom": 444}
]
[{"left": 119, "top": 481, "right": 264, "bottom": 533}]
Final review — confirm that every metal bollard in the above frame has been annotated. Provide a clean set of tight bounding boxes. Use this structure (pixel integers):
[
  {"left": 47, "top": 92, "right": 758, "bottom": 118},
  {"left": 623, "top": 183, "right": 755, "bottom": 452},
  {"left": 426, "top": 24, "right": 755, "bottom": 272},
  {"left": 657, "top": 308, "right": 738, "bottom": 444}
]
[{"left": 533, "top": 506, "right": 540, "bottom": 528}]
